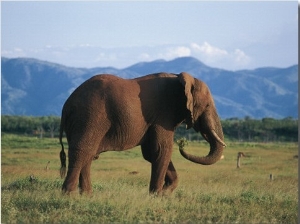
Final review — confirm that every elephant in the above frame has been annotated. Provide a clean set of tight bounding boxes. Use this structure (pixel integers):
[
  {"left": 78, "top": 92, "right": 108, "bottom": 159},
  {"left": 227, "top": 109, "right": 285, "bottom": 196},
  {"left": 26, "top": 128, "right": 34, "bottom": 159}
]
[{"left": 59, "top": 72, "right": 226, "bottom": 195}]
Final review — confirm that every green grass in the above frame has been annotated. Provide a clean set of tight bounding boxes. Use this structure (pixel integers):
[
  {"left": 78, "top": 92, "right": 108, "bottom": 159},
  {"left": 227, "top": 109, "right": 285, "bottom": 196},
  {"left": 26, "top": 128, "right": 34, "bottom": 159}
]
[
  {"left": 1, "top": 134, "right": 298, "bottom": 223},
  {"left": 1, "top": 133, "right": 63, "bottom": 149}
]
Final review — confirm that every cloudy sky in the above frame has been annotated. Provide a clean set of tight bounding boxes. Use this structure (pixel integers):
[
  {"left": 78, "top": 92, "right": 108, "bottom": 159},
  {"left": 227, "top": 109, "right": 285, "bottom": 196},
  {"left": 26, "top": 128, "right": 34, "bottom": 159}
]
[{"left": 1, "top": 1, "right": 298, "bottom": 70}]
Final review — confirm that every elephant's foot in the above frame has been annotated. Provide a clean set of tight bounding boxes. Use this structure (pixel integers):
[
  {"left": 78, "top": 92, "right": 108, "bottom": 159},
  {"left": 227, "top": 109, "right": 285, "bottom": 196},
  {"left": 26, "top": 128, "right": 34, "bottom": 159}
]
[
  {"left": 62, "top": 166, "right": 81, "bottom": 194},
  {"left": 62, "top": 183, "right": 92, "bottom": 195},
  {"left": 149, "top": 181, "right": 178, "bottom": 196},
  {"left": 149, "top": 189, "right": 163, "bottom": 197},
  {"left": 62, "top": 181, "right": 78, "bottom": 195},
  {"left": 79, "top": 181, "right": 93, "bottom": 195},
  {"left": 149, "top": 189, "right": 174, "bottom": 197},
  {"left": 149, "top": 182, "right": 165, "bottom": 196},
  {"left": 163, "top": 179, "right": 178, "bottom": 193},
  {"left": 163, "top": 163, "right": 179, "bottom": 194},
  {"left": 79, "top": 188, "right": 93, "bottom": 195},
  {"left": 79, "top": 163, "right": 93, "bottom": 195}
]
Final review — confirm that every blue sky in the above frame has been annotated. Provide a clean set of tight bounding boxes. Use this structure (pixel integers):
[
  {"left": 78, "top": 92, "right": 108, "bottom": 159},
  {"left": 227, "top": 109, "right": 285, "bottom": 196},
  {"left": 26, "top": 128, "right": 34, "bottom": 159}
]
[{"left": 1, "top": 1, "right": 298, "bottom": 70}]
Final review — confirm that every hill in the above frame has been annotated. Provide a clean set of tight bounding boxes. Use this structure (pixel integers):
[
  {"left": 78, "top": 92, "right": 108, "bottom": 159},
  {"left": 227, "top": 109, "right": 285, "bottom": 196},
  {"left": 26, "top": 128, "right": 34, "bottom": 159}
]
[{"left": 1, "top": 57, "right": 298, "bottom": 118}]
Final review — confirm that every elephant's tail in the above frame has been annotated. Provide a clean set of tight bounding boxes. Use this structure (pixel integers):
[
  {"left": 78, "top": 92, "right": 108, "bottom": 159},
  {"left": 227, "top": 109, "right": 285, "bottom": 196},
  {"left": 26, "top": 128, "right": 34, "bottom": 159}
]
[{"left": 59, "top": 119, "right": 67, "bottom": 178}]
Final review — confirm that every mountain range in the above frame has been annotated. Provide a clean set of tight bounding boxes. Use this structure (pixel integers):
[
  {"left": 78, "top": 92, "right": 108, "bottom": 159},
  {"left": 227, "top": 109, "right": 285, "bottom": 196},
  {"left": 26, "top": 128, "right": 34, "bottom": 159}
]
[{"left": 1, "top": 57, "right": 298, "bottom": 119}]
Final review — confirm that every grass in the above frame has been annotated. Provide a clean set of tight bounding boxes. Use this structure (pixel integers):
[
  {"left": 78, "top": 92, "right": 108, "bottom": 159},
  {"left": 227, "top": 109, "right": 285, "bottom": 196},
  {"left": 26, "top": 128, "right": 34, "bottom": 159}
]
[{"left": 1, "top": 133, "right": 298, "bottom": 223}]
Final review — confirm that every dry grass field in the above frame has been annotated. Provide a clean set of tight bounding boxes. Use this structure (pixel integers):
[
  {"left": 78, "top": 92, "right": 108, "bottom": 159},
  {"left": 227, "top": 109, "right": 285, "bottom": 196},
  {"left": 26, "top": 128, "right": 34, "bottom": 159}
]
[{"left": 1, "top": 133, "right": 298, "bottom": 223}]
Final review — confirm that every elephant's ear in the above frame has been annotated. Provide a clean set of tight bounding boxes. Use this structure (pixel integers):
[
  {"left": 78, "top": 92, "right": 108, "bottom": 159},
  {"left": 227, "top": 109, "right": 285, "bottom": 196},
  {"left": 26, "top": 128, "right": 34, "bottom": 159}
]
[{"left": 179, "top": 72, "right": 194, "bottom": 129}]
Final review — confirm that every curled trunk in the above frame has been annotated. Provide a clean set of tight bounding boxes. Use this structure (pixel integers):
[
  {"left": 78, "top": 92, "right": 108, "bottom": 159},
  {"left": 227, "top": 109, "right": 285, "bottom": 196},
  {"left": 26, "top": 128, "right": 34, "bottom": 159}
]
[{"left": 179, "top": 129, "right": 226, "bottom": 165}]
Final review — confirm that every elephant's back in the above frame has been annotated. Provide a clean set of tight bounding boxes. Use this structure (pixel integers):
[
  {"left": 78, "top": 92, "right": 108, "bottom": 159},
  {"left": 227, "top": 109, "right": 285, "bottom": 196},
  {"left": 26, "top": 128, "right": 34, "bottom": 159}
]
[
  {"left": 67, "top": 74, "right": 126, "bottom": 99},
  {"left": 89, "top": 74, "right": 124, "bottom": 82},
  {"left": 62, "top": 74, "right": 138, "bottom": 115},
  {"left": 134, "top": 72, "right": 177, "bottom": 81}
]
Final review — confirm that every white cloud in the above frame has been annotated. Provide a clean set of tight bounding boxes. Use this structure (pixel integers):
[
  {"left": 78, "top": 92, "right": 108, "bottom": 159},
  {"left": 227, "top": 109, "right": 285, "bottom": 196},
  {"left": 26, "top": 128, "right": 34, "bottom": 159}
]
[
  {"left": 159, "top": 46, "right": 191, "bottom": 59},
  {"left": 191, "top": 42, "right": 228, "bottom": 58},
  {"left": 2, "top": 48, "right": 27, "bottom": 57},
  {"left": 14, "top": 48, "right": 24, "bottom": 53},
  {"left": 189, "top": 42, "right": 251, "bottom": 70},
  {"left": 139, "top": 53, "right": 151, "bottom": 61},
  {"left": 1, "top": 43, "right": 252, "bottom": 70},
  {"left": 79, "top": 44, "right": 92, "bottom": 47},
  {"left": 233, "top": 49, "right": 251, "bottom": 64},
  {"left": 135, "top": 43, "right": 250, "bottom": 70}
]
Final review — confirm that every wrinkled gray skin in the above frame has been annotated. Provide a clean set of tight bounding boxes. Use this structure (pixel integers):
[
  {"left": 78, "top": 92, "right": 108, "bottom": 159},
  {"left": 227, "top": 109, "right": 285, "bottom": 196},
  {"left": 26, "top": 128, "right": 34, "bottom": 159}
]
[{"left": 59, "top": 72, "right": 226, "bottom": 195}]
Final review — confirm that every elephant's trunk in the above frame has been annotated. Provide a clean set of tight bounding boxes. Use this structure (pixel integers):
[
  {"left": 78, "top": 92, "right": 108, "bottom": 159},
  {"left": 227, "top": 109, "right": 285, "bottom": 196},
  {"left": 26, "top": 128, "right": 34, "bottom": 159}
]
[{"left": 179, "top": 128, "right": 226, "bottom": 165}]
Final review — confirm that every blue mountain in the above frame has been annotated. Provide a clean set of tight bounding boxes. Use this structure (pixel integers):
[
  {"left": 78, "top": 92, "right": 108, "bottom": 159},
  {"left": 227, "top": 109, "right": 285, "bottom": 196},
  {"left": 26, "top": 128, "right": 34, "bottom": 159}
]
[{"left": 1, "top": 57, "right": 298, "bottom": 119}]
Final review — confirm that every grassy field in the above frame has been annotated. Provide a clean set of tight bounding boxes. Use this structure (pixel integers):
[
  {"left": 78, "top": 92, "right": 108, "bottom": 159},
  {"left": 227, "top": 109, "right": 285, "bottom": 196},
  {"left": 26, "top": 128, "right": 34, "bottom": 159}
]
[{"left": 1, "top": 133, "right": 298, "bottom": 223}]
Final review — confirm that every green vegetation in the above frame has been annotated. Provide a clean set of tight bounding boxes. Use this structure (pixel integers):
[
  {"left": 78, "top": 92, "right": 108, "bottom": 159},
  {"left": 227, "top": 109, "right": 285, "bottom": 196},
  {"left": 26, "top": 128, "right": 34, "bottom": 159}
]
[
  {"left": 1, "top": 134, "right": 298, "bottom": 223},
  {"left": 1, "top": 115, "right": 298, "bottom": 142},
  {"left": 1, "top": 115, "right": 60, "bottom": 138},
  {"left": 176, "top": 116, "right": 298, "bottom": 142}
]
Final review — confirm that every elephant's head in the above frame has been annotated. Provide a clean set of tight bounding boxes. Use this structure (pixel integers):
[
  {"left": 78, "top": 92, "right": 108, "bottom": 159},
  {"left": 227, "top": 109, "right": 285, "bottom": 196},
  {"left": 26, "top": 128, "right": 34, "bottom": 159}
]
[{"left": 178, "top": 72, "right": 226, "bottom": 165}]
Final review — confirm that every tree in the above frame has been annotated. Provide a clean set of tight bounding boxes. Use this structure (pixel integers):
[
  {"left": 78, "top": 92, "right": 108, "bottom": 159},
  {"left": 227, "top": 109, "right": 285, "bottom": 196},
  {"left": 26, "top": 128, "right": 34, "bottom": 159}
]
[{"left": 45, "top": 116, "right": 60, "bottom": 138}]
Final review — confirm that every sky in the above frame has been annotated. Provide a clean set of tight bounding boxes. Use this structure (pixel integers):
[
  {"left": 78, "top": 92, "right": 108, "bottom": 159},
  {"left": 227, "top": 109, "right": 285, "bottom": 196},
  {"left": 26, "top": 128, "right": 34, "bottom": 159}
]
[{"left": 1, "top": 1, "right": 298, "bottom": 71}]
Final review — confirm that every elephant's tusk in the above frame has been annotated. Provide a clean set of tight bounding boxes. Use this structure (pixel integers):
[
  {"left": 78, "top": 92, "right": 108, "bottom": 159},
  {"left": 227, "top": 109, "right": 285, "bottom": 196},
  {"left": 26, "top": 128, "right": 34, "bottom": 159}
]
[{"left": 211, "top": 129, "right": 226, "bottom": 147}]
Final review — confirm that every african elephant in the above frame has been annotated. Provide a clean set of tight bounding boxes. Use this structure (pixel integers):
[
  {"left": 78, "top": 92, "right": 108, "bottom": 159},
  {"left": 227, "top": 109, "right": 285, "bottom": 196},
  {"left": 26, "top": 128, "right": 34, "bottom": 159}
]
[{"left": 59, "top": 72, "right": 226, "bottom": 195}]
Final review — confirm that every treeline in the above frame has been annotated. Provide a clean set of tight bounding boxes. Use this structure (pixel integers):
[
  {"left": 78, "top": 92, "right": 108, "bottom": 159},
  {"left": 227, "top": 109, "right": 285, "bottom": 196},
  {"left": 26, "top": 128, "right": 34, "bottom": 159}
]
[
  {"left": 175, "top": 116, "right": 298, "bottom": 142},
  {"left": 1, "top": 115, "right": 298, "bottom": 142},
  {"left": 1, "top": 116, "right": 60, "bottom": 138}
]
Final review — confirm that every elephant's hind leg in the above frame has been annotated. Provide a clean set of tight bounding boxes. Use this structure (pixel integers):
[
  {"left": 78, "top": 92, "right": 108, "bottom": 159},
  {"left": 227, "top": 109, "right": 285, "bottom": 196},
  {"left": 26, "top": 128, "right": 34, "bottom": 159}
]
[
  {"left": 62, "top": 166, "right": 81, "bottom": 194},
  {"left": 79, "top": 158, "right": 93, "bottom": 194},
  {"left": 163, "top": 161, "right": 178, "bottom": 193},
  {"left": 62, "top": 145, "right": 95, "bottom": 194}
]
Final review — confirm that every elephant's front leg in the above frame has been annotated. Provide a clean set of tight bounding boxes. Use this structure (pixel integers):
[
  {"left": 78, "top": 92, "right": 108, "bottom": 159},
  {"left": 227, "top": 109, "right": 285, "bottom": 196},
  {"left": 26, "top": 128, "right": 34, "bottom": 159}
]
[
  {"left": 149, "top": 149, "right": 172, "bottom": 195},
  {"left": 163, "top": 161, "right": 178, "bottom": 193}
]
